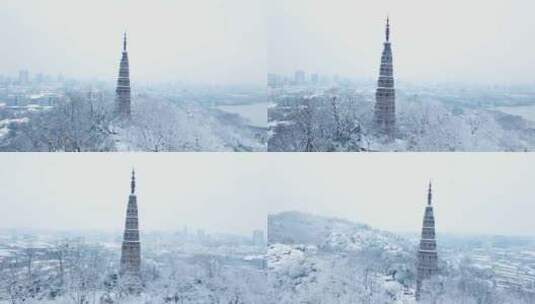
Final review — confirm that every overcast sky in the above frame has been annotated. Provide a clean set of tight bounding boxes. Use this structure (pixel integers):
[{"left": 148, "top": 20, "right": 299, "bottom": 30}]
[
  {"left": 267, "top": 0, "right": 535, "bottom": 85},
  {"left": 0, "top": 0, "right": 266, "bottom": 85},
  {"left": 2, "top": 0, "right": 532, "bottom": 86},
  {"left": 0, "top": 153, "right": 533, "bottom": 237}
]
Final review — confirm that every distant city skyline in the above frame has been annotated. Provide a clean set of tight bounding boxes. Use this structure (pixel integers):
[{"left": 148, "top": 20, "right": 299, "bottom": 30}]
[
  {"left": 2, "top": 1, "right": 534, "bottom": 87},
  {"left": 267, "top": 0, "right": 535, "bottom": 85},
  {"left": 0, "top": 0, "right": 266, "bottom": 85},
  {"left": 0, "top": 154, "right": 533, "bottom": 237}
]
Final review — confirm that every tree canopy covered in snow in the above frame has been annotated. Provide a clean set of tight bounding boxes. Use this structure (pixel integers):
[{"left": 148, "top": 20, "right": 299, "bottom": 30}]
[
  {"left": 266, "top": 211, "right": 535, "bottom": 304},
  {"left": 0, "top": 92, "right": 266, "bottom": 152},
  {"left": 268, "top": 87, "right": 535, "bottom": 152},
  {"left": 0, "top": 235, "right": 269, "bottom": 304}
]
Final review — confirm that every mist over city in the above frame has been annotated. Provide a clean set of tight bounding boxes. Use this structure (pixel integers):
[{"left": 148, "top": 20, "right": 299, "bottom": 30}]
[
  {"left": 0, "top": 153, "right": 533, "bottom": 235},
  {"left": 1, "top": 154, "right": 535, "bottom": 303},
  {"left": 0, "top": 0, "right": 266, "bottom": 85},
  {"left": 267, "top": 0, "right": 535, "bottom": 85},
  {"left": 1, "top": 0, "right": 535, "bottom": 303},
  {"left": 267, "top": 0, "right": 535, "bottom": 152}
]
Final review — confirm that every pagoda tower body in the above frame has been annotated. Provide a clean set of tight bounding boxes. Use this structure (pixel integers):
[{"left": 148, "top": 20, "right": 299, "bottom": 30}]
[
  {"left": 119, "top": 170, "right": 142, "bottom": 290},
  {"left": 374, "top": 17, "right": 396, "bottom": 138},
  {"left": 416, "top": 183, "right": 439, "bottom": 300},
  {"left": 115, "top": 33, "right": 131, "bottom": 119}
]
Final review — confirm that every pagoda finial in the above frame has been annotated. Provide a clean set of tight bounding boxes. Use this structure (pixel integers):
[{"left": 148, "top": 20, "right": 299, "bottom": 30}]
[
  {"left": 427, "top": 181, "right": 432, "bottom": 206},
  {"left": 385, "top": 16, "right": 390, "bottom": 42},
  {"left": 131, "top": 168, "right": 136, "bottom": 194},
  {"left": 123, "top": 32, "right": 127, "bottom": 52}
]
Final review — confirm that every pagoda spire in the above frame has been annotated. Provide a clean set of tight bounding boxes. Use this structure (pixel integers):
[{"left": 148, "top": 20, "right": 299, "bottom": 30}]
[
  {"left": 386, "top": 16, "right": 390, "bottom": 42},
  {"left": 427, "top": 181, "right": 432, "bottom": 205},
  {"left": 130, "top": 168, "right": 135, "bottom": 194},
  {"left": 123, "top": 32, "right": 127, "bottom": 52}
]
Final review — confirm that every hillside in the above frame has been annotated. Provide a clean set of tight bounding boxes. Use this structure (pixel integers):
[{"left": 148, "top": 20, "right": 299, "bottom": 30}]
[{"left": 267, "top": 211, "right": 418, "bottom": 304}]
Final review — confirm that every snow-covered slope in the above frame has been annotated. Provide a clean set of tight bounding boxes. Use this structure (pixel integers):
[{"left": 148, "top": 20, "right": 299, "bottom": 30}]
[
  {"left": 113, "top": 98, "right": 266, "bottom": 152},
  {"left": 268, "top": 211, "right": 410, "bottom": 253},
  {"left": 267, "top": 211, "right": 418, "bottom": 304}
]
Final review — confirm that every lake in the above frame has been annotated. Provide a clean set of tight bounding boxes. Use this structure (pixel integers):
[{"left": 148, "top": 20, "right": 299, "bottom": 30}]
[{"left": 217, "top": 103, "right": 268, "bottom": 128}]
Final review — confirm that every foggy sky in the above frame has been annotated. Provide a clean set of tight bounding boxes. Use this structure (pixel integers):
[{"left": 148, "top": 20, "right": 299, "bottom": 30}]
[
  {"left": 0, "top": 0, "right": 267, "bottom": 85},
  {"left": 267, "top": 0, "right": 535, "bottom": 85},
  {"left": 0, "top": 153, "right": 533, "bottom": 237},
  {"left": 3, "top": 0, "right": 533, "bottom": 86}
]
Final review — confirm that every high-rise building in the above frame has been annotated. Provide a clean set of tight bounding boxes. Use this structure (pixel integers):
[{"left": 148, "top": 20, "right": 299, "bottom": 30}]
[
  {"left": 294, "top": 70, "right": 305, "bottom": 85},
  {"left": 120, "top": 169, "right": 142, "bottom": 291},
  {"left": 35, "top": 73, "right": 44, "bottom": 84},
  {"left": 18, "top": 70, "right": 30, "bottom": 85},
  {"left": 268, "top": 73, "right": 283, "bottom": 88},
  {"left": 115, "top": 33, "right": 132, "bottom": 119},
  {"left": 416, "top": 182, "right": 439, "bottom": 300},
  {"left": 374, "top": 17, "right": 396, "bottom": 138}
]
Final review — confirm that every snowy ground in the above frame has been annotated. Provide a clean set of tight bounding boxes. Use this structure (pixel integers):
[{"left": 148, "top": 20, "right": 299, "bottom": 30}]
[
  {"left": 266, "top": 211, "right": 535, "bottom": 304},
  {"left": 0, "top": 229, "right": 267, "bottom": 304},
  {"left": 0, "top": 93, "right": 268, "bottom": 152},
  {"left": 267, "top": 211, "right": 417, "bottom": 303},
  {"left": 216, "top": 102, "right": 269, "bottom": 128},
  {"left": 268, "top": 85, "right": 535, "bottom": 152},
  {"left": 2, "top": 216, "right": 535, "bottom": 303}
]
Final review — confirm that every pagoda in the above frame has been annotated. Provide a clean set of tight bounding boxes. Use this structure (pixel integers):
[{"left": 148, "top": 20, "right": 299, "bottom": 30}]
[
  {"left": 416, "top": 182, "right": 439, "bottom": 300},
  {"left": 119, "top": 169, "right": 142, "bottom": 291},
  {"left": 115, "top": 33, "right": 131, "bottom": 119},
  {"left": 374, "top": 17, "right": 396, "bottom": 138}
]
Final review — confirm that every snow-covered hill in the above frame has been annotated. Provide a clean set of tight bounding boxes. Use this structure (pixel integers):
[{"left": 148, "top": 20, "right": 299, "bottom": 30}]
[
  {"left": 0, "top": 93, "right": 267, "bottom": 152},
  {"left": 268, "top": 87, "right": 535, "bottom": 152},
  {"left": 268, "top": 211, "right": 411, "bottom": 253},
  {"left": 267, "top": 211, "right": 418, "bottom": 304}
]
